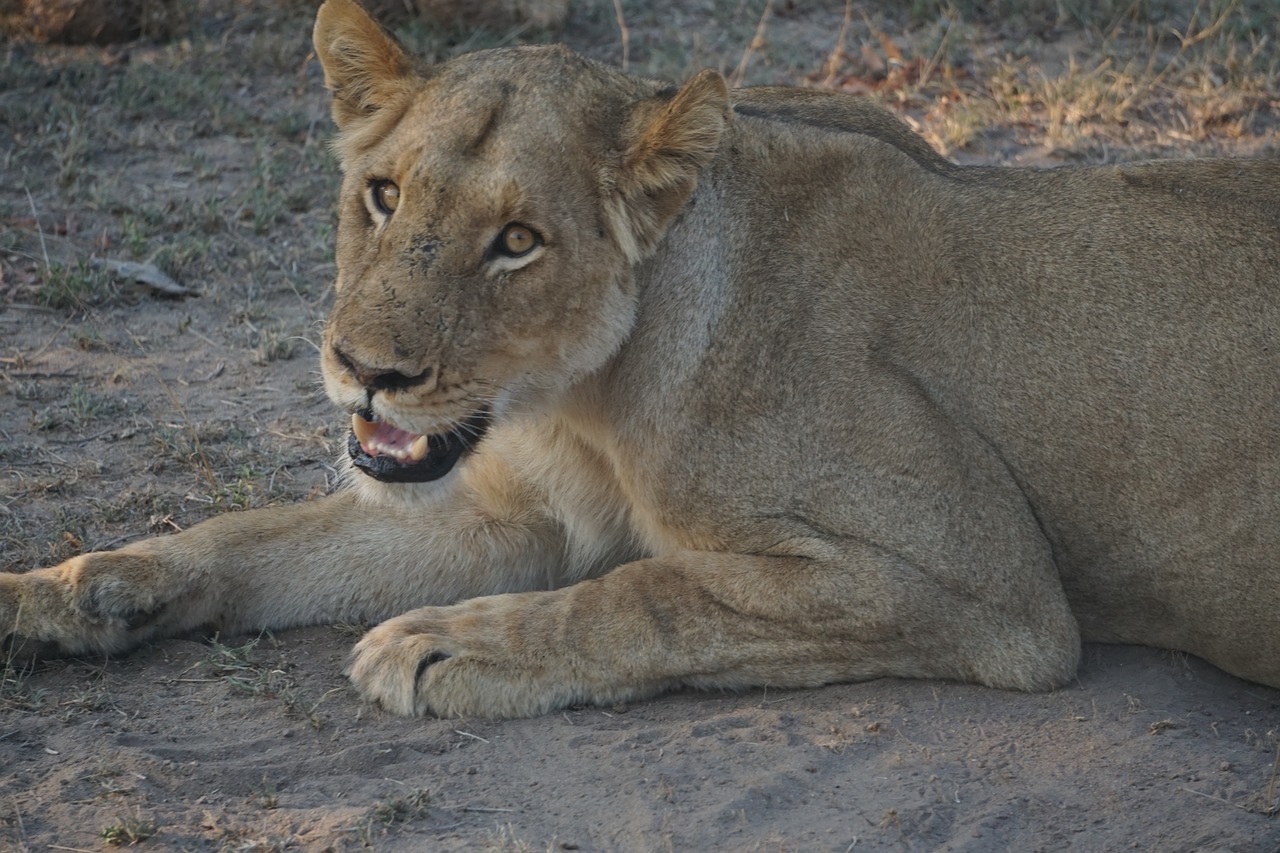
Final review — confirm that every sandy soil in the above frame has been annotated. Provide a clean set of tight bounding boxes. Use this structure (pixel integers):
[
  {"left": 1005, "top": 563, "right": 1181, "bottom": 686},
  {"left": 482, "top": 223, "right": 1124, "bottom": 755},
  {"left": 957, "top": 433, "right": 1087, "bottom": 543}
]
[
  {"left": 2, "top": 1, "right": 1278, "bottom": 850},
  {"left": 6, "top": 633, "right": 1279, "bottom": 851}
]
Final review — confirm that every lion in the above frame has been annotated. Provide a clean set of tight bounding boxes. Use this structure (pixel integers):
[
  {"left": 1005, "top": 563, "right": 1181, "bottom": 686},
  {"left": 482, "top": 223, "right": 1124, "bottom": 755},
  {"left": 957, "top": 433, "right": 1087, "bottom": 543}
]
[{"left": 2, "top": 0, "right": 1277, "bottom": 719}]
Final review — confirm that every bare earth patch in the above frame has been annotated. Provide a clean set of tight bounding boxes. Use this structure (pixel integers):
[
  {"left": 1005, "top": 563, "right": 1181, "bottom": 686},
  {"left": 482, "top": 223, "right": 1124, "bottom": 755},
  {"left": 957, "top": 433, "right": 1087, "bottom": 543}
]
[{"left": 2, "top": 1, "right": 1278, "bottom": 849}]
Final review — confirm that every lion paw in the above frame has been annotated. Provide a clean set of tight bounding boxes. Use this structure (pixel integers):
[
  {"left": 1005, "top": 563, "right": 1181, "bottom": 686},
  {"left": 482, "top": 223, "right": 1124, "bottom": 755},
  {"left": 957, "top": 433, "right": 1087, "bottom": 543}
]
[
  {"left": 0, "top": 553, "right": 170, "bottom": 657},
  {"left": 347, "top": 615, "right": 449, "bottom": 716},
  {"left": 0, "top": 568, "right": 71, "bottom": 660},
  {"left": 347, "top": 597, "right": 577, "bottom": 719},
  {"left": 0, "top": 572, "right": 22, "bottom": 652}
]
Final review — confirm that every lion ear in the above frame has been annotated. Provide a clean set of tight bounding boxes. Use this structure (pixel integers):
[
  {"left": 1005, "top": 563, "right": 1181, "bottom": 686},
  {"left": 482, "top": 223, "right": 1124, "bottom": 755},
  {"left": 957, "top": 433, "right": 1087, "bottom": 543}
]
[
  {"left": 313, "top": 0, "right": 419, "bottom": 130},
  {"left": 612, "top": 69, "right": 730, "bottom": 262}
]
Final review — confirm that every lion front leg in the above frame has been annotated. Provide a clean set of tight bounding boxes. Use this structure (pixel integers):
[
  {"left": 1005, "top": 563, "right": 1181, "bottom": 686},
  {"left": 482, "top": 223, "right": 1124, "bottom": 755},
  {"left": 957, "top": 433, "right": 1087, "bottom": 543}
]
[
  {"left": 347, "top": 552, "right": 861, "bottom": 718},
  {"left": 2, "top": 470, "right": 569, "bottom": 659},
  {"left": 348, "top": 548, "right": 1083, "bottom": 719}
]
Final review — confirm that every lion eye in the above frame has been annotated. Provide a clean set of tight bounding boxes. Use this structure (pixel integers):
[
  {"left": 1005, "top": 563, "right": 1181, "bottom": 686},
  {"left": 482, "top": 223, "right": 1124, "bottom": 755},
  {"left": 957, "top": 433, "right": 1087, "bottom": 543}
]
[
  {"left": 496, "top": 223, "right": 539, "bottom": 258},
  {"left": 370, "top": 180, "right": 400, "bottom": 215}
]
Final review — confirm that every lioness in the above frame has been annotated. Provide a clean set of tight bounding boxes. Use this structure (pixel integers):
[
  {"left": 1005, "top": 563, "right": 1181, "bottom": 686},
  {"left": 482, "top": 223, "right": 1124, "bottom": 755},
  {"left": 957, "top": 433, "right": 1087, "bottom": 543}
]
[{"left": 3, "top": 0, "right": 1277, "bottom": 719}]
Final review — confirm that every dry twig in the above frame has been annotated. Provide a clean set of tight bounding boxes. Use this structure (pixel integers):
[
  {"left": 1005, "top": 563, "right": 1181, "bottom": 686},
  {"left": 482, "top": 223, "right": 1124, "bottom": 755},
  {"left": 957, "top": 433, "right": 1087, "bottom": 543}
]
[
  {"left": 92, "top": 258, "right": 198, "bottom": 298},
  {"left": 821, "top": 0, "right": 854, "bottom": 87},
  {"left": 611, "top": 0, "right": 629, "bottom": 72},
  {"left": 732, "top": 0, "right": 775, "bottom": 88}
]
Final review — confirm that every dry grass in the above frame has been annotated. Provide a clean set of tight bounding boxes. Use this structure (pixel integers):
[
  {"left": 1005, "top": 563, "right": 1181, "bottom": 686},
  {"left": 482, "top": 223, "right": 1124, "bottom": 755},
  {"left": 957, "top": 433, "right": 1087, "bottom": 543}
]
[
  {"left": 204, "top": 637, "right": 331, "bottom": 729},
  {"left": 796, "top": 0, "right": 1278, "bottom": 160},
  {"left": 100, "top": 809, "right": 157, "bottom": 846},
  {"left": 0, "top": 651, "right": 46, "bottom": 713}
]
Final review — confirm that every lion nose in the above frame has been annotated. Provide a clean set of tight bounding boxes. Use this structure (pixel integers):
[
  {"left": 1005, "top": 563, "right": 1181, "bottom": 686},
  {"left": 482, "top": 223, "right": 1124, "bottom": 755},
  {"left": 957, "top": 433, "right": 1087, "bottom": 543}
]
[{"left": 332, "top": 344, "right": 434, "bottom": 392}]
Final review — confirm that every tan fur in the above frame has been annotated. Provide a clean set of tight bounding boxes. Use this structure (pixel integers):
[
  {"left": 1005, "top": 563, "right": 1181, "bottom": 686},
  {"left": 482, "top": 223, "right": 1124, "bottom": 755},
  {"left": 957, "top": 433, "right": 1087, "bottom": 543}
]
[{"left": 3, "top": 0, "right": 1277, "bottom": 718}]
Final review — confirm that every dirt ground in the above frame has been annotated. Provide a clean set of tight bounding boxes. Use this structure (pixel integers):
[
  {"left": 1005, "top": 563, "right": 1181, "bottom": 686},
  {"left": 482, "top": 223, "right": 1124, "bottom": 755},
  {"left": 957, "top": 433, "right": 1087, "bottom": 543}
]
[{"left": 2, "top": 1, "right": 1279, "bottom": 850}]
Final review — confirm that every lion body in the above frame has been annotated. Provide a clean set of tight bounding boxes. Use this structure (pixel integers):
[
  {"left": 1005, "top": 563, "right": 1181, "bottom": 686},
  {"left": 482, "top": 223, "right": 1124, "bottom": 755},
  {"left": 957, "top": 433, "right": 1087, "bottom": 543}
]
[{"left": 2, "top": 0, "right": 1276, "bottom": 717}]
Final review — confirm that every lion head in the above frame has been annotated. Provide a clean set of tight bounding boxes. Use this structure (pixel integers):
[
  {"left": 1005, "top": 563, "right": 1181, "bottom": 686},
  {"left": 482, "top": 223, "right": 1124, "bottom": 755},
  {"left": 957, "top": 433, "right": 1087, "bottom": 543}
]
[{"left": 312, "top": 0, "right": 728, "bottom": 495}]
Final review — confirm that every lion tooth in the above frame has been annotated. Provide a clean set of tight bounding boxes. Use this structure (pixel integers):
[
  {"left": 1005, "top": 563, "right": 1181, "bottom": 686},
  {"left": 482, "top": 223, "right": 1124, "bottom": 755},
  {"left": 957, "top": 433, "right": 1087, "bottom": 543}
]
[
  {"left": 351, "top": 412, "right": 376, "bottom": 446},
  {"left": 407, "top": 434, "right": 429, "bottom": 462}
]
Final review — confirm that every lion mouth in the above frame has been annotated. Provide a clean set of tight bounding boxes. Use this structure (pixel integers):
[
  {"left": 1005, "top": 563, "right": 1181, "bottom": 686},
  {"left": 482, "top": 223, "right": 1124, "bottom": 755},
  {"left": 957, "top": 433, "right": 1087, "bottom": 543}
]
[{"left": 347, "top": 408, "right": 490, "bottom": 483}]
